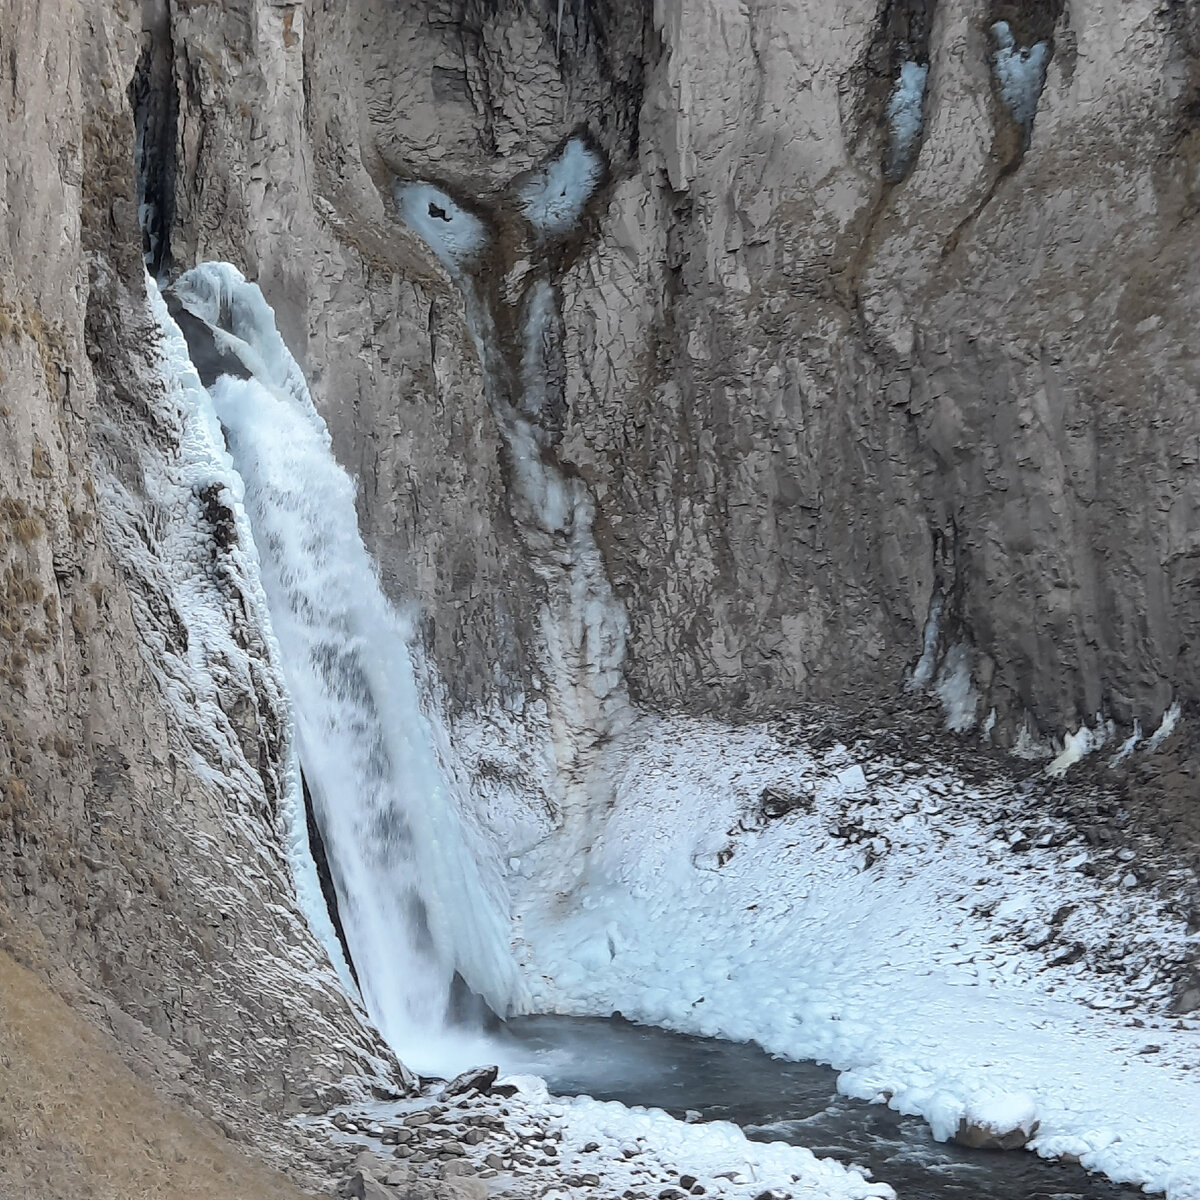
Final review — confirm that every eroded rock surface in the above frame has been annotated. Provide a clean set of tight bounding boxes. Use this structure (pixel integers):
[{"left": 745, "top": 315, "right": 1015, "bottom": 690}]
[{"left": 150, "top": 0, "right": 1200, "bottom": 754}]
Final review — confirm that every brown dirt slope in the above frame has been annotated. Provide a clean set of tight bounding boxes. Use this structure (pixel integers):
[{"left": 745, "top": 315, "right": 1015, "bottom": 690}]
[{"left": 0, "top": 948, "right": 315, "bottom": 1200}]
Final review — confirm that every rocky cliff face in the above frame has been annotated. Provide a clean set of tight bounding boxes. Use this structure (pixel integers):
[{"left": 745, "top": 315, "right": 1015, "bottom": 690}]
[
  {"left": 149, "top": 0, "right": 1200, "bottom": 752},
  {"left": 0, "top": 0, "right": 398, "bottom": 1157},
  {"left": 2, "top": 0, "right": 1198, "bottom": 1179}
]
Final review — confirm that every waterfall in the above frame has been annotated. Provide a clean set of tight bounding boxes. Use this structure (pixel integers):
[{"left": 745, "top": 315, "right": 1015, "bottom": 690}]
[{"left": 168, "top": 263, "right": 523, "bottom": 1070}]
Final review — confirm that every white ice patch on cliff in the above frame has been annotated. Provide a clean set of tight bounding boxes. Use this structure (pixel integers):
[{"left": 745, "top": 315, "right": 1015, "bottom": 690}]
[
  {"left": 394, "top": 182, "right": 488, "bottom": 268},
  {"left": 907, "top": 592, "right": 942, "bottom": 691},
  {"left": 1147, "top": 701, "right": 1181, "bottom": 752},
  {"left": 991, "top": 22, "right": 1049, "bottom": 137},
  {"left": 935, "top": 642, "right": 978, "bottom": 732},
  {"left": 885, "top": 61, "right": 928, "bottom": 177},
  {"left": 1046, "top": 722, "right": 1103, "bottom": 777},
  {"left": 518, "top": 137, "right": 603, "bottom": 234}
]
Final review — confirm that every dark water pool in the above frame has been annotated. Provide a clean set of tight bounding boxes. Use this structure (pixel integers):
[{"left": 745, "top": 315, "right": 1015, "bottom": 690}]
[{"left": 498, "top": 1014, "right": 1145, "bottom": 1200}]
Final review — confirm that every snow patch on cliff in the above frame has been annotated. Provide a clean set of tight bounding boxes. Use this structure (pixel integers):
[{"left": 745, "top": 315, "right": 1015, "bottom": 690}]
[
  {"left": 991, "top": 22, "right": 1049, "bottom": 139},
  {"left": 395, "top": 182, "right": 488, "bottom": 267},
  {"left": 885, "top": 61, "right": 928, "bottom": 178},
  {"left": 518, "top": 137, "right": 604, "bottom": 234}
]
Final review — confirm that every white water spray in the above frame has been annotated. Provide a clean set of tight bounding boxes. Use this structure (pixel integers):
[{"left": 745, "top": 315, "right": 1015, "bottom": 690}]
[{"left": 171, "top": 264, "right": 523, "bottom": 1070}]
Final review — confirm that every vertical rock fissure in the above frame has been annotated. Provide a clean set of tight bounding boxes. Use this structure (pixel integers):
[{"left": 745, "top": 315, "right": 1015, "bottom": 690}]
[
  {"left": 397, "top": 138, "right": 633, "bottom": 823},
  {"left": 128, "top": 0, "right": 178, "bottom": 277},
  {"left": 302, "top": 768, "right": 360, "bottom": 991}
]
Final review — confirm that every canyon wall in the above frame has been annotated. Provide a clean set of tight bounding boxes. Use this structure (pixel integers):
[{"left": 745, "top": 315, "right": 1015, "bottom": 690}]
[
  {"left": 2, "top": 0, "right": 1198, "bottom": 1161},
  {"left": 0, "top": 0, "right": 397, "bottom": 1157},
  {"left": 157, "top": 0, "right": 1200, "bottom": 749}
]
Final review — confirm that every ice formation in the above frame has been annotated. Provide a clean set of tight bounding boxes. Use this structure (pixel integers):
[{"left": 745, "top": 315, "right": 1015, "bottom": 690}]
[
  {"left": 171, "top": 263, "right": 523, "bottom": 1069},
  {"left": 885, "top": 60, "right": 929, "bottom": 178},
  {"left": 121, "top": 280, "right": 356, "bottom": 995},
  {"left": 506, "top": 716, "right": 1200, "bottom": 1198},
  {"left": 991, "top": 21, "right": 1049, "bottom": 139},
  {"left": 400, "top": 161, "right": 631, "bottom": 828},
  {"left": 934, "top": 641, "right": 978, "bottom": 732},
  {"left": 1146, "top": 701, "right": 1181, "bottom": 752},
  {"left": 518, "top": 136, "right": 604, "bottom": 234},
  {"left": 394, "top": 182, "right": 488, "bottom": 269},
  {"left": 1046, "top": 720, "right": 1109, "bottom": 777}
]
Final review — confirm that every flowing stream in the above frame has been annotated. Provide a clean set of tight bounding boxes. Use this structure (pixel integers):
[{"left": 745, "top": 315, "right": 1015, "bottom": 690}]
[{"left": 499, "top": 1015, "right": 1145, "bottom": 1200}]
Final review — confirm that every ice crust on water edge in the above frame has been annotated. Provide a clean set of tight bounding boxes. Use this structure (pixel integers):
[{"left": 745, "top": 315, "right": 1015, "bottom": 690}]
[
  {"left": 504, "top": 714, "right": 1200, "bottom": 1198},
  {"left": 518, "top": 136, "right": 604, "bottom": 234},
  {"left": 991, "top": 21, "right": 1049, "bottom": 135}
]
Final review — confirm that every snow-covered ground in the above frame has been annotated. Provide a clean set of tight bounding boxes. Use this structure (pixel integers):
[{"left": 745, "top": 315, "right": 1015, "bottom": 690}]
[
  {"left": 487, "top": 715, "right": 1200, "bottom": 1199},
  {"left": 316, "top": 1072, "right": 894, "bottom": 1200}
]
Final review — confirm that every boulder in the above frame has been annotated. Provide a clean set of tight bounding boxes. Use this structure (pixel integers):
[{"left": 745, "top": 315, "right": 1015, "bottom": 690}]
[
  {"left": 953, "top": 1116, "right": 1040, "bottom": 1151},
  {"left": 443, "top": 1065, "right": 499, "bottom": 1097},
  {"left": 343, "top": 1169, "right": 394, "bottom": 1200}
]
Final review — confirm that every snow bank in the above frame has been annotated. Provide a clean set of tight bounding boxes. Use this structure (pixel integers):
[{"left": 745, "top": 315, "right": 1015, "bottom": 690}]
[{"left": 508, "top": 716, "right": 1200, "bottom": 1198}]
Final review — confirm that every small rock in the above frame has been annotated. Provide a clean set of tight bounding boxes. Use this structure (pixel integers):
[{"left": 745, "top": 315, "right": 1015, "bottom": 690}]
[
  {"left": 440, "top": 1160, "right": 475, "bottom": 1179},
  {"left": 484, "top": 1153, "right": 504, "bottom": 1170},
  {"left": 679, "top": 1176, "right": 697, "bottom": 1190},
  {"left": 1172, "top": 983, "right": 1200, "bottom": 1015},
  {"left": 582, "top": 1141, "right": 601, "bottom": 1153},
  {"left": 404, "top": 1112, "right": 432, "bottom": 1127},
  {"left": 384, "top": 1166, "right": 413, "bottom": 1186},
  {"left": 462, "top": 1128, "right": 487, "bottom": 1146},
  {"left": 438, "top": 1140, "right": 466, "bottom": 1157},
  {"left": 392, "top": 1127, "right": 415, "bottom": 1145}
]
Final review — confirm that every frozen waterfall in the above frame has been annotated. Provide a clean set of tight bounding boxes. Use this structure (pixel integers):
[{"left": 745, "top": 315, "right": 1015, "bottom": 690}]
[{"left": 169, "top": 263, "right": 523, "bottom": 1070}]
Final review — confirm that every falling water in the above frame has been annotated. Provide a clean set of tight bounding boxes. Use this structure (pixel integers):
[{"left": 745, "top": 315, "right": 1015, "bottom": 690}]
[{"left": 169, "top": 263, "right": 523, "bottom": 1070}]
